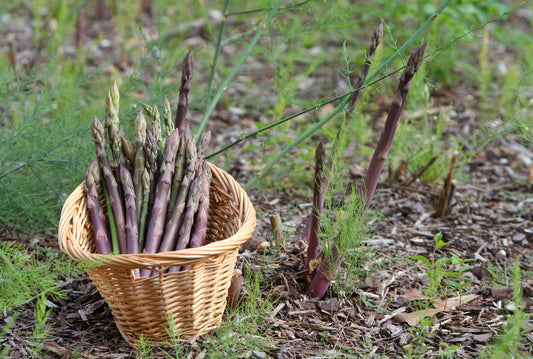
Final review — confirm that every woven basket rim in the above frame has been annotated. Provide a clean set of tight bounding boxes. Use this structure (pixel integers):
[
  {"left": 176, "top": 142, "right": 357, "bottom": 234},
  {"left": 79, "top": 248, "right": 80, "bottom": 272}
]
[{"left": 58, "top": 162, "right": 256, "bottom": 268}]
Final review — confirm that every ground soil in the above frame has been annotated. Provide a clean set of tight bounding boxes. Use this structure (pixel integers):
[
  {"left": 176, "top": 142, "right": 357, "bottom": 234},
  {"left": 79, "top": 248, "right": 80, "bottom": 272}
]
[{"left": 1, "top": 3, "right": 533, "bottom": 358}]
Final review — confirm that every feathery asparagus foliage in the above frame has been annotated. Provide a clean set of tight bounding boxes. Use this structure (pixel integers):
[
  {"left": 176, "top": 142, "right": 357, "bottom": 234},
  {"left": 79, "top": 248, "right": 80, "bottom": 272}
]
[{"left": 0, "top": 242, "right": 82, "bottom": 312}]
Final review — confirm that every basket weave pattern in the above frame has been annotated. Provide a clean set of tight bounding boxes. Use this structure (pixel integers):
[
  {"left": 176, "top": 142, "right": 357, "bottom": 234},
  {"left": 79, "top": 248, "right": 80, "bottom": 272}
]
[{"left": 58, "top": 163, "right": 256, "bottom": 345}]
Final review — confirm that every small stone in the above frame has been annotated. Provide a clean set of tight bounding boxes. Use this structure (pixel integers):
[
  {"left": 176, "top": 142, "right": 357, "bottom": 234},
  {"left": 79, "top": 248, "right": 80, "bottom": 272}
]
[
  {"left": 496, "top": 249, "right": 507, "bottom": 259},
  {"left": 252, "top": 351, "right": 267, "bottom": 359},
  {"left": 99, "top": 39, "right": 112, "bottom": 48},
  {"left": 513, "top": 233, "right": 526, "bottom": 242}
]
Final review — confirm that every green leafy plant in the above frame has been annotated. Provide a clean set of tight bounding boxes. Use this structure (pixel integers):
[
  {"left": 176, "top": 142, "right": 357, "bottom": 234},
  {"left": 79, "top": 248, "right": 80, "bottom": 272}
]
[
  {"left": 405, "top": 316, "right": 435, "bottom": 358},
  {"left": 438, "top": 342, "right": 462, "bottom": 358},
  {"left": 411, "top": 233, "right": 474, "bottom": 298}
]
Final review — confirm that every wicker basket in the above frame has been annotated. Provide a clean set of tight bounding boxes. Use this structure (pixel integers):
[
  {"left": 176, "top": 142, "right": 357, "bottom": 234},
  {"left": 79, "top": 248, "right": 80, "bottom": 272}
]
[{"left": 58, "top": 162, "right": 256, "bottom": 346}]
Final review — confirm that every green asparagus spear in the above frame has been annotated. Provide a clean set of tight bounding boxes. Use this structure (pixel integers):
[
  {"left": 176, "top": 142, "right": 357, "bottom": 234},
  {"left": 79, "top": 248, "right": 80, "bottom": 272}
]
[
  {"left": 162, "top": 98, "right": 175, "bottom": 138},
  {"left": 143, "top": 103, "right": 164, "bottom": 165},
  {"left": 145, "top": 122, "right": 159, "bottom": 211},
  {"left": 195, "top": 130, "right": 211, "bottom": 170},
  {"left": 133, "top": 109, "right": 147, "bottom": 221},
  {"left": 110, "top": 80, "right": 120, "bottom": 114},
  {"left": 138, "top": 168, "right": 150, "bottom": 252},
  {"left": 92, "top": 116, "right": 128, "bottom": 254},
  {"left": 105, "top": 93, "right": 122, "bottom": 169}
]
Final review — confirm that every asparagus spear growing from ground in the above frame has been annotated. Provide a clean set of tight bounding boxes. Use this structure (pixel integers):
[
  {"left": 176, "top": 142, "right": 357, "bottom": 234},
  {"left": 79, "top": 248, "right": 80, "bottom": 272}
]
[
  {"left": 133, "top": 109, "right": 147, "bottom": 221},
  {"left": 306, "top": 43, "right": 427, "bottom": 299},
  {"left": 140, "top": 130, "right": 180, "bottom": 276},
  {"left": 85, "top": 159, "right": 112, "bottom": 255},
  {"left": 304, "top": 142, "right": 325, "bottom": 281},
  {"left": 301, "top": 22, "right": 383, "bottom": 247},
  {"left": 158, "top": 136, "right": 197, "bottom": 253},
  {"left": 363, "top": 43, "right": 427, "bottom": 206},
  {"left": 93, "top": 116, "right": 128, "bottom": 254},
  {"left": 347, "top": 20, "right": 383, "bottom": 114},
  {"left": 175, "top": 49, "right": 194, "bottom": 133}
]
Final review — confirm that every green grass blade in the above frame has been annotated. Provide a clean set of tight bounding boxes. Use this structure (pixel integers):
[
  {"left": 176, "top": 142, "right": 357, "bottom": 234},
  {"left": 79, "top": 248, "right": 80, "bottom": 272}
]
[{"left": 195, "top": 0, "right": 285, "bottom": 140}]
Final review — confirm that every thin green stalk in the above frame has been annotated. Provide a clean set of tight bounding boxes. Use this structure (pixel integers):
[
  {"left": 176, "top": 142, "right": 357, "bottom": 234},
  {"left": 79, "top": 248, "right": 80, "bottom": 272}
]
[
  {"left": 226, "top": 0, "right": 310, "bottom": 17},
  {"left": 205, "top": 68, "right": 402, "bottom": 160},
  {"left": 244, "top": 101, "right": 346, "bottom": 189},
  {"left": 196, "top": 0, "right": 284, "bottom": 140},
  {"left": 206, "top": 0, "right": 230, "bottom": 97}
]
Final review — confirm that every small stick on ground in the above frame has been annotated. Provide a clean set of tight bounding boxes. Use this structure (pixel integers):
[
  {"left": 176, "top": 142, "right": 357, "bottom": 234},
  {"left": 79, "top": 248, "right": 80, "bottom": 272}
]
[
  {"left": 435, "top": 153, "right": 457, "bottom": 217},
  {"left": 227, "top": 269, "right": 243, "bottom": 311},
  {"left": 405, "top": 156, "right": 438, "bottom": 186},
  {"left": 270, "top": 213, "right": 284, "bottom": 247}
]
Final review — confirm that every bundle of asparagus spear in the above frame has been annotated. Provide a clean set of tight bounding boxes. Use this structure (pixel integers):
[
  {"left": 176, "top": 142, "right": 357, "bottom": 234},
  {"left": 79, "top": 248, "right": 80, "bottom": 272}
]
[{"left": 84, "top": 51, "right": 212, "bottom": 277}]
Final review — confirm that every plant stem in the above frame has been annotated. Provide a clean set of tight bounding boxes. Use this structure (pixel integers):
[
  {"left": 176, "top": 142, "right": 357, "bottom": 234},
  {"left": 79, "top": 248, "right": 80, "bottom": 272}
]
[
  {"left": 205, "top": 73, "right": 394, "bottom": 161},
  {"left": 304, "top": 142, "right": 325, "bottom": 279},
  {"left": 206, "top": 0, "right": 230, "bottom": 98},
  {"left": 363, "top": 43, "right": 427, "bottom": 206},
  {"left": 244, "top": 102, "right": 346, "bottom": 190},
  {"left": 196, "top": 0, "right": 284, "bottom": 140}
]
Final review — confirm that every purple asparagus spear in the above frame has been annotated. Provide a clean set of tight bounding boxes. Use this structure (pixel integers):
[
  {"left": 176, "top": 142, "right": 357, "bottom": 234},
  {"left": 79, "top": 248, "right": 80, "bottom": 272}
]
[
  {"left": 175, "top": 49, "right": 194, "bottom": 133},
  {"left": 140, "top": 130, "right": 180, "bottom": 277},
  {"left": 85, "top": 159, "right": 112, "bottom": 255}
]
